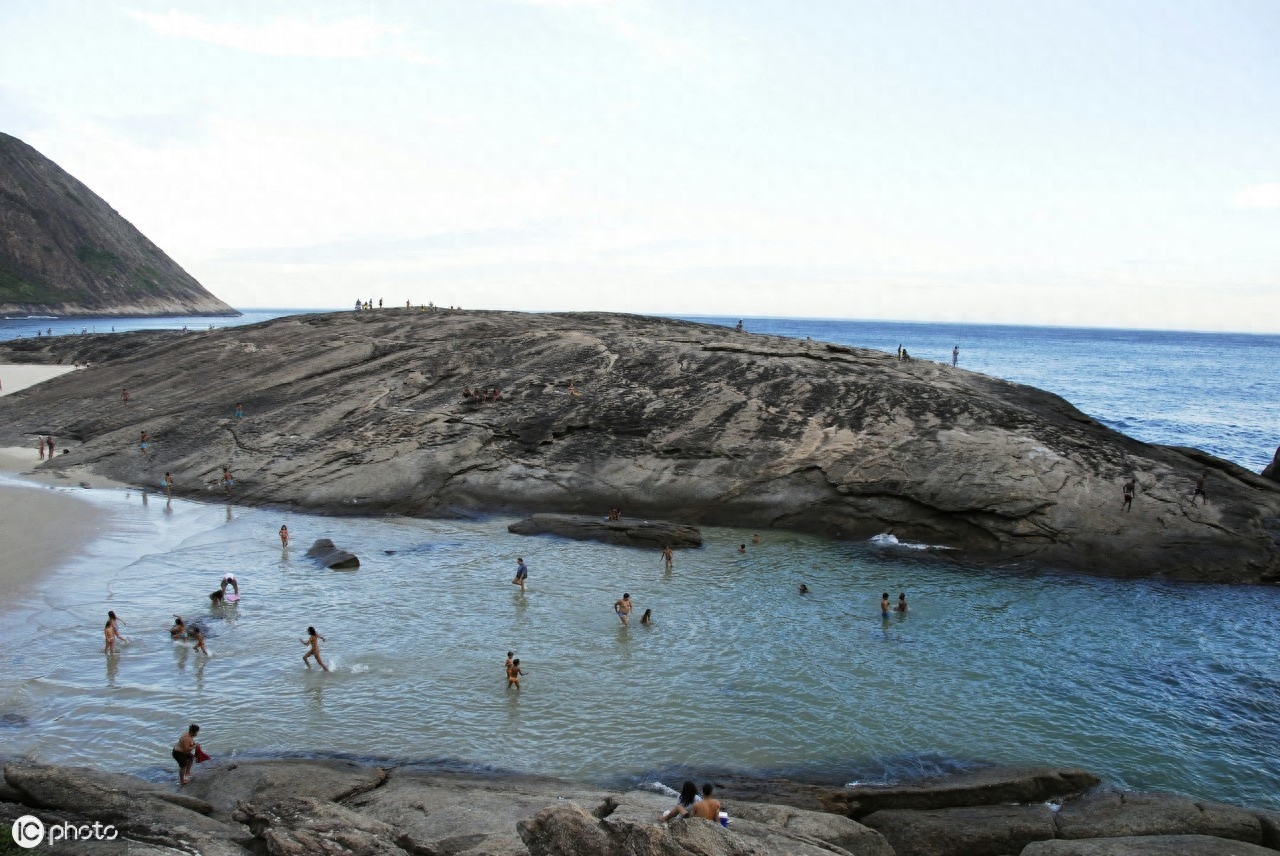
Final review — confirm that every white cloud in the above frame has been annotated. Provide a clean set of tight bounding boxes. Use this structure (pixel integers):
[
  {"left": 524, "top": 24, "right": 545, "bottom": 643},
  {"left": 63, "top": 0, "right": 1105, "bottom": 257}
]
[
  {"left": 1231, "top": 182, "right": 1280, "bottom": 210},
  {"left": 128, "top": 10, "right": 429, "bottom": 63}
]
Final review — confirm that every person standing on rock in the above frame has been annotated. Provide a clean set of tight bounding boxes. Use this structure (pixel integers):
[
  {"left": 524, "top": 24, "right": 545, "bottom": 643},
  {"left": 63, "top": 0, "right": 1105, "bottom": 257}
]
[
  {"left": 1192, "top": 471, "right": 1208, "bottom": 506},
  {"left": 512, "top": 557, "right": 529, "bottom": 591},
  {"left": 233, "top": 403, "right": 244, "bottom": 419},
  {"left": 614, "top": 593, "right": 633, "bottom": 625},
  {"left": 173, "top": 723, "right": 200, "bottom": 785},
  {"left": 952, "top": 345, "right": 959, "bottom": 367},
  {"left": 47, "top": 435, "right": 54, "bottom": 458},
  {"left": 662, "top": 545, "right": 673, "bottom": 571},
  {"left": 1122, "top": 478, "right": 1136, "bottom": 512},
  {"left": 221, "top": 467, "right": 234, "bottom": 495},
  {"left": 37, "top": 436, "right": 45, "bottom": 460}
]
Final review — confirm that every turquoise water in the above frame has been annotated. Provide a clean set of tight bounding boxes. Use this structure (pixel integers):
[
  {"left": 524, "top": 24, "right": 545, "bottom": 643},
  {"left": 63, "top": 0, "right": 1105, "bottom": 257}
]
[{"left": 1, "top": 477, "right": 1277, "bottom": 809}]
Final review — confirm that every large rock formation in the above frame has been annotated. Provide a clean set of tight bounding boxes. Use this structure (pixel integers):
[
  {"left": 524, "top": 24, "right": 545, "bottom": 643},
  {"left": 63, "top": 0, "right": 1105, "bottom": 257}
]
[
  {"left": 1, "top": 310, "right": 1278, "bottom": 582},
  {"left": 0, "top": 132, "right": 237, "bottom": 316}
]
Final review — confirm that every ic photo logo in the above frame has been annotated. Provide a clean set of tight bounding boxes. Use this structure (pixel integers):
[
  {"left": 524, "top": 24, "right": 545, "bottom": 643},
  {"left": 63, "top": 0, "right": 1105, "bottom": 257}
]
[
  {"left": 9, "top": 814, "right": 118, "bottom": 848},
  {"left": 10, "top": 815, "right": 43, "bottom": 848}
]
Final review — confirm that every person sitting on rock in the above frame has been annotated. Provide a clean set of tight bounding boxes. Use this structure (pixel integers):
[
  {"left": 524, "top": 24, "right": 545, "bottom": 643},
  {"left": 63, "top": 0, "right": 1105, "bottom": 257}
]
[
  {"left": 463, "top": 386, "right": 472, "bottom": 399},
  {"left": 660, "top": 781, "right": 699, "bottom": 822},
  {"left": 687, "top": 783, "right": 721, "bottom": 821}
]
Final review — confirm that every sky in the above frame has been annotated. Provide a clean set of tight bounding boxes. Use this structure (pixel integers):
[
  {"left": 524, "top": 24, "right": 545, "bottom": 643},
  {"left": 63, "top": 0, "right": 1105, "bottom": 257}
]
[{"left": 1, "top": 1, "right": 1278, "bottom": 331}]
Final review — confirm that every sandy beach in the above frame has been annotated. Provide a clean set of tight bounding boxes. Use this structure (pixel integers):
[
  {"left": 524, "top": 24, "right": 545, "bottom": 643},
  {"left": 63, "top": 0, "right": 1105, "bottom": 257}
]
[
  {"left": 0, "top": 361, "right": 77, "bottom": 397},
  {"left": 0, "top": 363, "right": 124, "bottom": 595}
]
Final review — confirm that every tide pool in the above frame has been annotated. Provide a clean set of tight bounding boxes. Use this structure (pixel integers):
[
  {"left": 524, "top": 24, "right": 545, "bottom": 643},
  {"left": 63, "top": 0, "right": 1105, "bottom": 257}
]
[{"left": 1, "top": 481, "right": 1276, "bottom": 810}]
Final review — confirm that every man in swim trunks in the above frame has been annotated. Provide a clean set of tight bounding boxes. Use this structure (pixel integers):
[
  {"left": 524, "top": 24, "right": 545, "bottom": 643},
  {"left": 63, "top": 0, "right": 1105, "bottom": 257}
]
[
  {"left": 662, "top": 545, "right": 673, "bottom": 570},
  {"left": 614, "top": 593, "right": 633, "bottom": 625},
  {"left": 512, "top": 557, "right": 528, "bottom": 591},
  {"left": 881, "top": 593, "right": 891, "bottom": 620},
  {"left": 688, "top": 783, "right": 721, "bottom": 821},
  {"left": 173, "top": 723, "right": 200, "bottom": 785}
]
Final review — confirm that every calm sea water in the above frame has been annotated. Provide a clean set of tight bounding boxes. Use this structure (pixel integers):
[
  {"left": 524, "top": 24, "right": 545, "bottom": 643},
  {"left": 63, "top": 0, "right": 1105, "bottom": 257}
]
[{"left": 0, "top": 310, "right": 1277, "bottom": 809}]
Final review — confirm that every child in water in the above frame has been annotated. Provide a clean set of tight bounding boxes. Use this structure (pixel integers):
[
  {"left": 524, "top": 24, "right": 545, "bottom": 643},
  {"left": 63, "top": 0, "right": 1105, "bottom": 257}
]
[
  {"left": 191, "top": 625, "right": 208, "bottom": 656},
  {"left": 301, "top": 627, "right": 329, "bottom": 671},
  {"left": 506, "top": 658, "right": 528, "bottom": 690}
]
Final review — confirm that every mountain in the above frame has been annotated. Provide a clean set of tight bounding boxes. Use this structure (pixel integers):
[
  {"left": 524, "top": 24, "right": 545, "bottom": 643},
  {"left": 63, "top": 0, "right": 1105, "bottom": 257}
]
[{"left": 0, "top": 132, "right": 237, "bottom": 316}]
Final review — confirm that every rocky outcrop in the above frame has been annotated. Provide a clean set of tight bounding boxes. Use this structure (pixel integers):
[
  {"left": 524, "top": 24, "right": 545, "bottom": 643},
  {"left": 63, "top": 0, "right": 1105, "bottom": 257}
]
[
  {"left": 4, "top": 760, "right": 1279, "bottom": 856},
  {"left": 508, "top": 513, "right": 703, "bottom": 548},
  {"left": 826, "top": 765, "right": 1100, "bottom": 818},
  {"left": 305, "top": 538, "right": 360, "bottom": 570},
  {"left": 2, "top": 310, "right": 1278, "bottom": 581},
  {"left": 0, "top": 132, "right": 237, "bottom": 317}
]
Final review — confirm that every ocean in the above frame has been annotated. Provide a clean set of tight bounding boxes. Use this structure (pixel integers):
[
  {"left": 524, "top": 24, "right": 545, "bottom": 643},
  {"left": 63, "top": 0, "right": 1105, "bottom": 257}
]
[{"left": 0, "top": 309, "right": 1277, "bottom": 809}]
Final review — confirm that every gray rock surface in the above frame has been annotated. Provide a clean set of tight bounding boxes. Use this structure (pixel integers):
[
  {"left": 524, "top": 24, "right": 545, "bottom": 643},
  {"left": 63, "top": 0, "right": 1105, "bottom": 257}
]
[
  {"left": 1263, "top": 446, "right": 1280, "bottom": 484},
  {"left": 305, "top": 538, "right": 360, "bottom": 570},
  {"left": 0, "top": 132, "right": 237, "bottom": 316},
  {"left": 861, "top": 804, "right": 1057, "bottom": 856},
  {"left": 3, "top": 761, "right": 251, "bottom": 853},
  {"left": 828, "top": 765, "right": 1100, "bottom": 818},
  {"left": 1054, "top": 791, "right": 1263, "bottom": 844},
  {"left": 2, "top": 311, "right": 1278, "bottom": 580},
  {"left": 518, "top": 801, "right": 766, "bottom": 856},
  {"left": 508, "top": 513, "right": 703, "bottom": 548},
  {"left": 1021, "top": 834, "right": 1280, "bottom": 855},
  {"left": 234, "top": 795, "right": 410, "bottom": 855},
  {"left": 182, "top": 758, "right": 388, "bottom": 818}
]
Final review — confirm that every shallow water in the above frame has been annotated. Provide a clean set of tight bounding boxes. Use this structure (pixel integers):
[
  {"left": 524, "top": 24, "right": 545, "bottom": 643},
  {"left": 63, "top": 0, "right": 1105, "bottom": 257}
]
[{"left": 1, "top": 478, "right": 1276, "bottom": 809}]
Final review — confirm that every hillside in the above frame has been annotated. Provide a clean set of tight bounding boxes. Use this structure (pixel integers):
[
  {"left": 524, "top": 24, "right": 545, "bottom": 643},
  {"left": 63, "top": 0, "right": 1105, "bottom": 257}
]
[{"left": 0, "top": 132, "right": 237, "bottom": 316}]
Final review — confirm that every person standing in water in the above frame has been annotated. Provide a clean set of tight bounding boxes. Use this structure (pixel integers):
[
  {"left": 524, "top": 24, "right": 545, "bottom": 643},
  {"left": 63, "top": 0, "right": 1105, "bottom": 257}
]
[
  {"left": 506, "top": 658, "right": 528, "bottom": 690},
  {"left": 301, "top": 627, "right": 329, "bottom": 671},
  {"left": 172, "top": 723, "right": 200, "bottom": 785},
  {"left": 163, "top": 472, "right": 174, "bottom": 497},
  {"left": 614, "top": 593, "right": 633, "bottom": 625},
  {"left": 220, "top": 574, "right": 239, "bottom": 597},
  {"left": 191, "top": 625, "right": 208, "bottom": 656},
  {"left": 881, "top": 593, "right": 891, "bottom": 620},
  {"left": 512, "top": 557, "right": 529, "bottom": 591},
  {"left": 896, "top": 592, "right": 908, "bottom": 613},
  {"left": 279, "top": 525, "right": 289, "bottom": 547},
  {"left": 103, "top": 618, "right": 118, "bottom": 655},
  {"left": 662, "top": 545, "right": 673, "bottom": 570},
  {"left": 108, "top": 610, "right": 127, "bottom": 643}
]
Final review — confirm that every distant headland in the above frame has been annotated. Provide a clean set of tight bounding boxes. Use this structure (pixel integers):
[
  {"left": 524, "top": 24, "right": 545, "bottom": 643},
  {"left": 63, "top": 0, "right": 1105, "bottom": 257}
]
[
  {"left": 1, "top": 308, "right": 1277, "bottom": 583},
  {"left": 0, "top": 132, "right": 237, "bottom": 317}
]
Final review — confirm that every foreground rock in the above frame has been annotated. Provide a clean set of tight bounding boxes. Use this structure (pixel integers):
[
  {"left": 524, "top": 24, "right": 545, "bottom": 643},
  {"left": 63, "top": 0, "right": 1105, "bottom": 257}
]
[
  {"left": 305, "top": 538, "right": 360, "bottom": 569},
  {"left": 1, "top": 310, "right": 1278, "bottom": 581},
  {"left": 1263, "top": 446, "right": 1280, "bottom": 484},
  {"left": 3, "top": 760, "right": 1279, "bottom": 856},
  {"left": 508, "top": 513, "right": 703, "bottom": 548},
  {"left": 825, "top": 765, "right": 1100, "bottom": 818}
]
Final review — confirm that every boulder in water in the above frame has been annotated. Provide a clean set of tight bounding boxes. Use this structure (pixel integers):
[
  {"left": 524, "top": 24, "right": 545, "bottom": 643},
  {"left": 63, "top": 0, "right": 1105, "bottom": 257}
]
[
  {"left": 508, "top": 513, "right": 702, "bottom": 548},
  {"left": 304, "top": 538, "right": 360, "bottom": 570}
]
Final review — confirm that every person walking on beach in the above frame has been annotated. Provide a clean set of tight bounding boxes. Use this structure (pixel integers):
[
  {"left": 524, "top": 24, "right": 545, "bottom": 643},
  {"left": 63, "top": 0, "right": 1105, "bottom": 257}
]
[
  {"left": 301, "top": 626, "right": 329, "bottom": 671},
  {"left": 47, "top": 435, "right": 55, "bottom": 458},
  {"left": 1122, "top": 478, "right": 1136, "bottom": 512},
  {"left": 172, "top": 723, "right": 200, "bottom": 785},
  {"left": 279, "top": 525, "right": 289, "bottom": 547},
  {"left": 1192, "top": 471, "right": 1208, "bottom": 506},
  {"left": 512, "top": 557, "right": 529, "bottom": 591},
  {"left": 164, "top": 472, "right": 174, "bottom": 497},
  {"left": 37, "top": 436, "right": 45, "bottom": 460},
  {"left": 506, "top": 657, "right": 528, "bottom": 690},
  {"left": 662, "top": 545, "right": 673, "bottom": 570},
  {"left": 952, "top": 345, "right": 959, "bottom": 367},
  {"left": 121, "top": 388, "right": 129, "bottom": 404},
  {"left": 614, "top": 593, "right": 633, "bottom": 625}
]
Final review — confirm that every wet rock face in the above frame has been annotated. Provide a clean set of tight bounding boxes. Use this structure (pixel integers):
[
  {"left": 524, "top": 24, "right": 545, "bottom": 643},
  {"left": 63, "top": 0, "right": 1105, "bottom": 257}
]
[
  {"left": 2, "top": 310, "right": 1279, "bottom": 582},
  {"left": 508, "top": 513, "right": 703, "bottom": 548},
  {"left": 304, "top": 539, "right": 360, "bottom": 570},
  {"left": 0, "top": 132, "right": 237, "bottom": 316},
  {"left": 1262, "top": 446, "right": 1280, "bottom": 484}
]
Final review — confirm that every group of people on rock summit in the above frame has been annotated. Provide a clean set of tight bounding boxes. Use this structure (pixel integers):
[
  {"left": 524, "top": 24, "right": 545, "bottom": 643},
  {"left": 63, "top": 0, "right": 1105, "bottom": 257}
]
[{"left": 1121, "top": 470, "right": 1210, "bottom": 512}]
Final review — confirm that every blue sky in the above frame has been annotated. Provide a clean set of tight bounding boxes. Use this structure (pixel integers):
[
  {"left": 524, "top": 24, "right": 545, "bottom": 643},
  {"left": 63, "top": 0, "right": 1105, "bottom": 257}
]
[{"left": 2, "top": 1, "right": 1277, "bottom": 330}]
